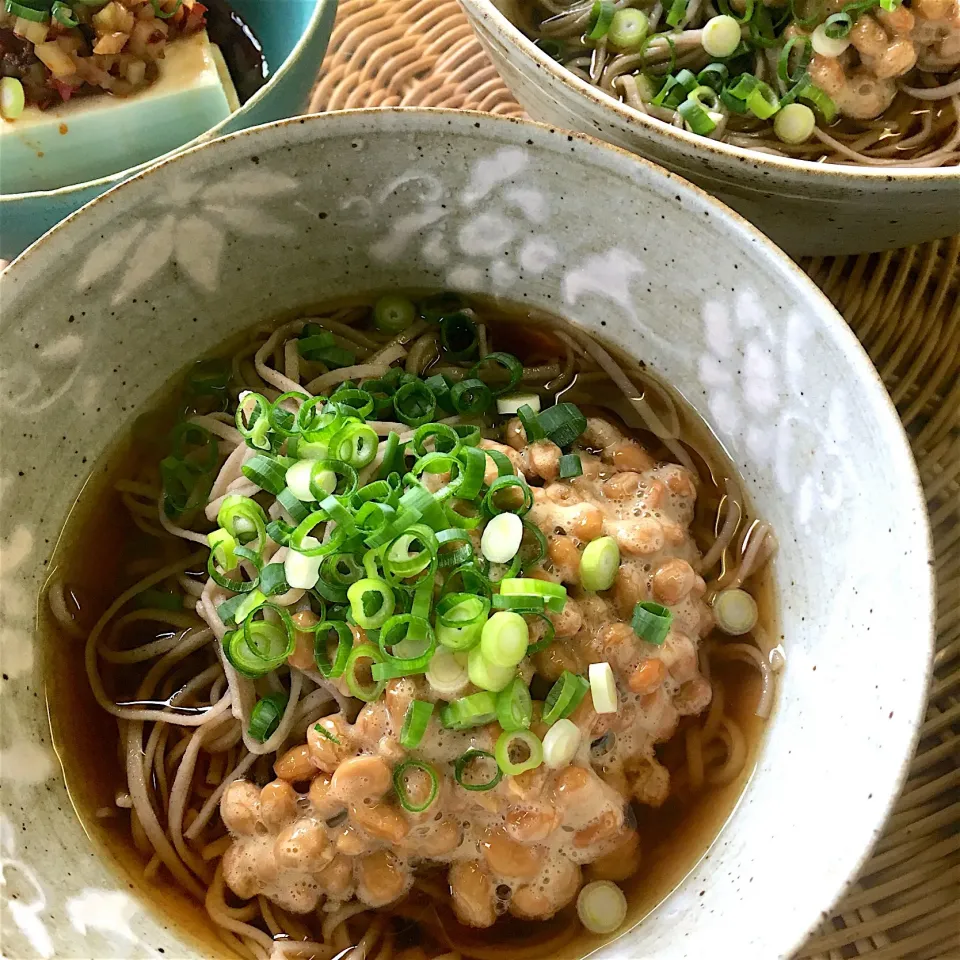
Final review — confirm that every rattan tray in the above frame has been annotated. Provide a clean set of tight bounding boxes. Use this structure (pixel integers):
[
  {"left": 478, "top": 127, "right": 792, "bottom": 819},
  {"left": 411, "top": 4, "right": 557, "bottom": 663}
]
[{"left": 307, "top": 2, "right": 960, "bottom": 958}]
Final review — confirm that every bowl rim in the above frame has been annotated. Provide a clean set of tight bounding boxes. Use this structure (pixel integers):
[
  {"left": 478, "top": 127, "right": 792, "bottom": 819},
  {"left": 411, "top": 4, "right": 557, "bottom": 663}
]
[
  {"left": 0, "top": 0, "right": 334, "bottom": 203},
  {"left": 6, "top": 106, "right": 936, "bottom": 959},
  {"left": 461, "top": 0, "right": 960, "bottom": 183}
]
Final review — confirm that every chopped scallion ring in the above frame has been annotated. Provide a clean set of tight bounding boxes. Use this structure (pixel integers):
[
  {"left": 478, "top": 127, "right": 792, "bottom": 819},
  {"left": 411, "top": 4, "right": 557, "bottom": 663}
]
[
  {"left": 496, "top": 392, "right": 540, "bottom": 415},
  {"left": 542, "top": 718, "right": 581, "bottom": 768},
  {"left": 631, "top": 601, "right": 673, "bottom": 645},
  {"left": 373, "top": 294, "right": 417, "bottom": 334},
  {"left": 702, "top": 14, "right": 741, "bottom": 57},
  {"left": 479, "top": 611, "right": 529, "bottom": 668},
  {"left": 713, "top": 588, "right": 758, "bottom": 635},
  {"left": 426, "top": 647, "right": 471, "bottom": 698},
  {"left": 542, "top": 671, "right": 589, "bottom": 726},
  {"left": 558, "top": 453, "right": 583, "bottom": 479},
  {"left": 344, "top": 643, "right": 386, "bottom": 702},
  {"left": 441, "top": 691, "right": 498, "bottom": 730},
  {"left": 313, "top": 621, "right": 354, "bottom": 678},
  {"left": 589, "top": 662, "right": 619, "bottom": 715},
  {"left": 516, "top": 403, "right": 545, "bottom": 443},
  {"left": 467, "top": 644, "right": 516, "bottom": 692},
  {"left": 586, "top": 0, "right": 616, "bottom": 39},
  {"left": 454, "top": 748, "right": 502, "bottom": 791},
  {"left": 608, "top": 8, "right": 648, "bottom": 49},
  {"left": 393, "top": 759, "right": 439, "bottom": 812},
  {"left": 481, "top": 512, "right": 523, "bottom": 564},
  {"left": 580, "top": 536, "right": 620, "bottom": 592},
  {"left": 577, "top": 881, "right": 628, "bottom": 935},
  {"left": 496, "top": 677, "right": 533, "bottom": 732},
  {"left": 248, "top": 693, "right": 288, "bottom": 742},
  {"left": 400, "top": 700, "right": 435, "bottom": 749},
  {"left": 537, "top": 403, "right": 588, "bottom": 447},
  {"left": 483, "top": 475, "right": 533, "bottom": 517},
  {"left": 495, "top": 728, "right": 544, "bottom": 776},
  {"left": 499, "top": 577, "right": 567, "bottom": 614},
  {"left": 347, "top": 577, "right": 396, "bottom": 629}
]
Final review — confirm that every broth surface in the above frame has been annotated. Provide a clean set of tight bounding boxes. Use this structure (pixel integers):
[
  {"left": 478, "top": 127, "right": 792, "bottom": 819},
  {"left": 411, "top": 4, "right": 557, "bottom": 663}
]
[{"left": 44, "top": 295, "right": 777, "bottom": 959}]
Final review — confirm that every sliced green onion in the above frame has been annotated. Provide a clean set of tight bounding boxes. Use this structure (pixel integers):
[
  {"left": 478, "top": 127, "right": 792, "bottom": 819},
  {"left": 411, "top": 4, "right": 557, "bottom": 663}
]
[
  {"left": 259, "top": 563, "right": 290, "bottom": 597},
  {"left": 799, "top": 81, "right": 837, "bottom": 123},
  {"left": 435, "top": 593, "right": 489, "bottom": 651},
  {"left": 495, "top": 729, "right": 543, "bottom": 776},
  {"left": 347, "top": 578, "right": 396, "bottom": 630},
  {"left": 469, "top": 351, "right": 523, "bottom": 398},
  {"left": 419, "top": 291, "right": 466, "bottom": 324},
  {"left": 314, "top": 620, "right": 353, "bottom": 678},
  {"left": 441, "top": 691, "right": 498, "bottom": 730},
  {"left": 588, "top": 662, "right": 618, "bottom": 715},
  {"left": 824, "top": 11, "right": 852, "bottom": 38},
  {"left": 586, "top": 0, "right": 615, "bottom": 39},
  {"left": 746, "top": 79, "right": 780, "bottom": 119},
  {"left": 558, "top": 454, "right": 583, "bottom": 479},
  {"left": 383, "top": 524, "right": 439, "bottom": 585},
  {"left": 499, "top": 577, "right": 567, "bottom": 614},
  {"left": 51, "top": 1, "right": 78, "bottom": 26},
  {"left": 393, "top": 759, "right": 439, "bottom": 812},
  {"left": 436, "top": 528, "right": 474, "bottom": 568},
  {"left": 412, "top": 423, "right": 460, "bottom": 457},
  {"left": 373, "top": 294, "right": 417, "bottom": 333},
  {"left": 277, "top": 487, "right": 313, "bottom": 523},
  {"left": 774, "top": 102, "right": 816, "bottom": 144},
  {"left": 631, "top": 601, "right": 673, "bottom": 645},
  {"left": 483, "top": 475, "right": 533, "bottom": 517},
  {"left": 248, "top": 693, "right": 288, "bottom": 742},
  {"left": 485, "top": 448, "right": 515, "bottom": 479},
  {"left": 328, "top": 421, "right": 378, "bottom": 468},
  {"left": 542, "top": 671, "right": 590, "bottom": 726},
  {"left": 537, "top": 403, "right": 587, "bottom": 448},
  {"left": 400, "top": 700, "right": 435, "bottom": 749},
  {"left": 467, "top": 645, "right": 515, "bottom": 692},
  {"left": 442, "top": 562, "right": 492, "bottom": 601},
  {"left": 0, "top": 77, "right": 25, "bottom": 121},
  {"left": 525, "top": 612, "right": 556, "bottom": 655},
  {"left": 426, "top": 647, "right": 470, "bottom": 697},
  {"left": 678, "top": 97, "right": 718, "bottom": 136},
  {"left": 450, "top": 379, "right": 492, "bottom": 415},
  {"left": 242, "top": 454, "right": 289, "bottom": 495},
  {"left": 701, "top": 14, "right": 741, "bottom": 57},
  {"left": 697, "top": 62, "right": 729, "bottom": 92},
  {"left": 377, "top": 433, "right": 404, "bottom": 480},
  {"left": 377, "top": 615, "right": 436, "bottom": 671},
  {"left": 440, "top": 312, "right": 479, "bottom": 360},
  {"left": 290, "top": 512, "right": 346, "bottom": 559},
  {"left": 517, "top": 403, "right": 545, "bottom": 443},
  {"left": 284, "top": 546, "right": 322, "bottom": 590},
  {"left": 666, "top": 0, "right": 688, "bottom": 27},
  {"left": 224, "top": 603, "right": 295, "bottom": 679},
  {"left": 344, "top": 643, "right": 386, "bottom": 701},
  {"left": 452, "top": 423, "right": 482, "bottom": 447},
  {"left": 452, "top": 749, "right": 502, "bottom": 795},
  {"left": 608, "top": 8, "right": 648, "bottom": 49},
  {"left": 542, "top": 718, "right": 581, "bottom": 768},
  {"left": 577, "top": 881, "right": 627, "bottom": 935},
  {"left": 580, "top": 536, "right": 620, "bottom": 592},
  {"left": 492, "top": 594, "right": 544, "bottom": 613},
  {"left": 518, "top": 519, "right": 548, "bottom": 572},
  {"left": 394, "top": 380, "right": 437, "bottom": 427},
  {"left": 236, "top": 392, "right": 272, "bottom": 450},
  {"left": 479, "top": 611, "right": 529, "bottom": 668},
  {"left": 480, "top": 512, "right": 523, "bottom": 565},
  {"left": 496, "top": 677, "right": 533, "bottom": 732},
  {"left": 718, "top": 0, "right": 755, "bottom": 22},
  {"left": 151, "top": 0, "right": 183, "bottom": 18},
  {"left": 424, "top": 374, "right": 454, "bottom": 414},
  {"left": 713, "top": 588, "right": 758, "bottom": 635},
  {"left": 497, "top": 392, "right": 540, "bottom": 416},
  {"left": 7, "top": 1, "right": 49, "bottom": 20}
]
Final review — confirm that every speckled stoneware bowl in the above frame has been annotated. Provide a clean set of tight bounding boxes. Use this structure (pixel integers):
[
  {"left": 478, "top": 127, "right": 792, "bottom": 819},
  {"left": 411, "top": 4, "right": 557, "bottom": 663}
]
[
  {"left": 0, "top": 0, "right": 337, "bottom": 263},
  {"left": 459, "top": 0, "right": 960, "bottom": 257},
  {"left": 0, "top": 109, "right": 933, "bottom": 959}
]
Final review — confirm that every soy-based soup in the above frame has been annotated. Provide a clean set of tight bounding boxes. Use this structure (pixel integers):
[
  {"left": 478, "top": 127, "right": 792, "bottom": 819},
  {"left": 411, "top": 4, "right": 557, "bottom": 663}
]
[{"left": 45, "top": 294, "right": 781, "bottom": 960}]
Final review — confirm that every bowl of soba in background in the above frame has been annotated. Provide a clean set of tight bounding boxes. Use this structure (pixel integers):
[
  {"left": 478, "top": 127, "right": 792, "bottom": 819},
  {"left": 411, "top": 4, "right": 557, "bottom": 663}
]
[
  {"left": 0, "top": 109, "right": 933, "bottom": 960},
  {"left": 458, "top": 0, "right": 960, "bottom": 256},
  {"left": 0, "top": 0, "right": 336, "bottom": 262}
]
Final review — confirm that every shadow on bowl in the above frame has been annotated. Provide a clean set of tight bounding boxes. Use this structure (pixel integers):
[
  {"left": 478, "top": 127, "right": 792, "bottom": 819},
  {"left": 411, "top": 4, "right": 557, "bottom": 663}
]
[
  {"left": 0, "top": 0, "right": 337, "bottom": 262},
  {"left": 459, "top": 0, "right": 960, "bottom": 257}
]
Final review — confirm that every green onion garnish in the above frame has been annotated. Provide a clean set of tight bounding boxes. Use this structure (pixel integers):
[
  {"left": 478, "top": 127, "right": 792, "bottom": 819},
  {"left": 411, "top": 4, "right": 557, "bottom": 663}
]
[
  {"left": 824, "top": 11, "right": 852, "bottom": 37},
  {"left": 151, "top": 0, "right": 183, "bottom": 18},
  {"left": 558, "top": 453, "right": 583, "bottom": 479},
  {"left": 393, "top": 759, "right": 439, "bottom": 812},
  {"left": 631, "top": 601, "right": 673, "bottom": 646},
  {"left": 450, "top": 378, "right": 492, "bottom": 415},
  {"left": 224, "top": 603, "right": 295, "bottom": 679},
  {"left": 313, "top": 620, "right": 354, "bottom": 677},
  {"left": 468, "top": 351, "right": 523, "bottom": 397},
  {"left": 495, "top": 677, "right": 533, "bottom": 732},
  {"left": 440, "top": 312, "right": 479, "bottom": 360},
  {"left": 344, "top": 642, "right": 387, "bottom": 701},
  {"left": 586, "top": 0, "right": 616, "bottom": 39},
  {"left": 400, "top": 700, "right": 434, "bottom": 749},
  {"left": 537, "top": 402, "right": 587, "bottom": 448},
  {"left": 579, "top": 536, "right": 620, "bottom": 592},
  {"left": 6, "top": 0, "right": 49, "bottom": 21},
  {"left": 541, "top": 670, "right": 589, "bottom": 726},
  {"left": 495, "top": 729, "right": 544, "bottom": 776},
  {"left": 394, "top": 380, "right": 437, "bottom": 427},
  {"left": 454, "top": 748, "right": 502, "bottom": 791},
  {"left": 441, "top": 690, "right": 498, "bottom": 730},
  {"left": 373, "top": 294, "right": 416, "bottom": 334},
  {"left": 499, "top": 577, "right": 567, "bottom": 614},
  {"left": 666, "top": 0, "right": 688, "bottom": 27},
  {"left": 248, "top": 693, "right": 288, "bottom": 742},
  {"left": 51, "top": 1, "right": 78, "bottom": 26}
]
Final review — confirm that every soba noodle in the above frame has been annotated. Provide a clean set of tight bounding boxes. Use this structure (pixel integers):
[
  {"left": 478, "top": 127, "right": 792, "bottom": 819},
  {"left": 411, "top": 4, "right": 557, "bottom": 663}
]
[
  {"left": 48, "top": 294, "right": 781, "bottom": 960},
  {"left": 514, "top": 0, "right": 960, "bottom": 165}
]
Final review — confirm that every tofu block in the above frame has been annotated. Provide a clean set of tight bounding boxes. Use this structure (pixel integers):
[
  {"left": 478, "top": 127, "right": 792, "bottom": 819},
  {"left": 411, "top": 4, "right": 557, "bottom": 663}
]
[{"left": 0, "top": 30, "right": 239, "bottom": 194}]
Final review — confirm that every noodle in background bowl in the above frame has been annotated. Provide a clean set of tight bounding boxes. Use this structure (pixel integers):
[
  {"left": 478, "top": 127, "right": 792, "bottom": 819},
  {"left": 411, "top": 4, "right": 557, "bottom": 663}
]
[
  {"left": 0, "top": 0, "right": 337, "bottom": 264},
  {"left": 0, "top": 110, "right": 933, "bottom": 958},
  {"left": 458, "top": 0, "right": 960, "bottom": 257}
]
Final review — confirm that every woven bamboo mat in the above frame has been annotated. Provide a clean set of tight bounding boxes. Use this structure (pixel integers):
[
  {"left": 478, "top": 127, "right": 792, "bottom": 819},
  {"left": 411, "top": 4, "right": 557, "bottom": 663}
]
[{"left": 308, "top": 2, "right": 960, "bottom": 956}]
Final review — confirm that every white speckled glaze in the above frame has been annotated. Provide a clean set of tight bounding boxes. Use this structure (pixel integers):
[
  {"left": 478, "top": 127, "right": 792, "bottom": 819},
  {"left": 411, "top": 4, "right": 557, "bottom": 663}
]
[
  {"left": 459, "top": 0, "right": 960, "bottom": 257},
  {"left": 0, "top": 110, "right": 933, "bottom": 959}
]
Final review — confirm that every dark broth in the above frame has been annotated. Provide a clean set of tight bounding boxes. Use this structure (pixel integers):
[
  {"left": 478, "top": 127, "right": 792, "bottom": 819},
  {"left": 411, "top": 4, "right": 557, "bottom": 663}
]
[{"left": 43, "top": 295, "right": 775, "bottom": 959}]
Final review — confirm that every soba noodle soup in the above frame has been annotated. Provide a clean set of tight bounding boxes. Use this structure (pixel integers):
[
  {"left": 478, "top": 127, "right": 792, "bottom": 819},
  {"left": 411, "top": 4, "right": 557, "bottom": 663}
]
[
  {"left": 45, "top": 294, "right": 782, "bottom": 960},
  {"left": 512, "top": 0, "right": 960, "bottom": 165}
]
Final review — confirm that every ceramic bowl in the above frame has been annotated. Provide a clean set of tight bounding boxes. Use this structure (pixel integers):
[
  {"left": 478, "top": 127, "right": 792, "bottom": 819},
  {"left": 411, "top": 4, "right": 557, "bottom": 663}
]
[
  {"left": 0, "top": 0, "right": 336, "bottom": 262},
  {"left": 458, "top": 0, "right": 960, "bottom": 257},
  {"left": 0, "top": 109, "right": 933, "bottom": 959}
]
